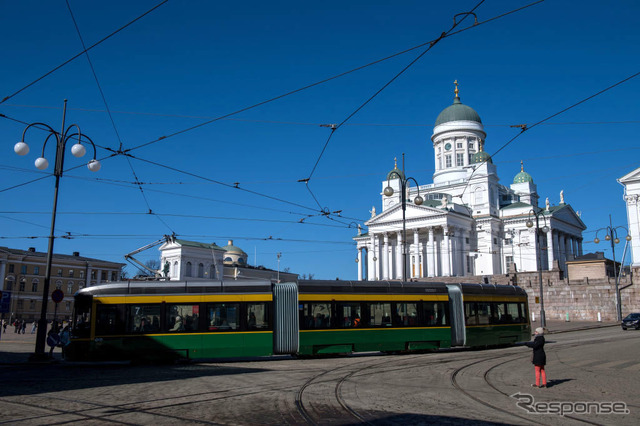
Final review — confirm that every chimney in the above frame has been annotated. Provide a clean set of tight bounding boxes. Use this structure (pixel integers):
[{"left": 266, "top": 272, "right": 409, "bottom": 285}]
[
  {"left": 28, "top": 247, "right": 36, "bottom": 252},
  {"left": 73, "top": 251, "right": 80, "bottom": 257}
]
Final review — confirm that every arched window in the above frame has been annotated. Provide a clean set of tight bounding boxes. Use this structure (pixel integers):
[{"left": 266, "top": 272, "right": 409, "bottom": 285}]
[
  {"left": 198, "top": 263, "right": 204, "bottom": 278},
  {"left": 31, "top": 279, "right": 39, "bottom": 292},
  {"left": 5, "top": 278, "right": 13, "bottom": 291},
  {"left": 474, "top": 187, "right": 484, "bottom": 205},
  {"left": 67, "top": 281, "right": 74, "bottom": 294},
  {"left": 173, "top": 261, "right": 178, "bottom": 278},
  {"left": 55, "top": 280, "right": 63, "bottom": 290},
  {"left": 185, "top": 262, "right": 192, "bottom": 277}
]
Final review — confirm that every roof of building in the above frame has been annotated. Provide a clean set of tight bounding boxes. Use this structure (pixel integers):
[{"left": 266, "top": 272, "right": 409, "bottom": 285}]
[
  {"left": 513, "top": 160, "right": 534, "bottom": 184},
  {"left": 435, "top": 91, "right": 482, "bottom": 126},
  {"left": 0, "top": 246, "right": 125, "bottom": 266},
  {"left": 173, "top": 239, "right": 223, "bottom": 250},
  {"left": 500, "top": 201, "right": 533, "bottom": 210},
  {"left": 470, "top": 147, "right": 492, "bottom": 164},
  {"left": 386, "top": 158, "right": 404, "bottom": 180}
]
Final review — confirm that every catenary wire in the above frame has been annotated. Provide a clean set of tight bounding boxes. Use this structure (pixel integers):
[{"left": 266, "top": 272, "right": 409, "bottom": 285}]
[{"left": 0, "top": 0, "right": 169, "bottom": 105}]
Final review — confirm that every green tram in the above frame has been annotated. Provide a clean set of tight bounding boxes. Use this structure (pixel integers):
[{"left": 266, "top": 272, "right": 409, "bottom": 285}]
[{"left": 67, "top": 280, "right": 530, "bottom": 362}]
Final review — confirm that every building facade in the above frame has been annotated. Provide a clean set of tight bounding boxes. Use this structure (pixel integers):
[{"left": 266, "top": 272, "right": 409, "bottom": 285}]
[
  {"left": 354, "top": 84, "right": 586, "bottom": 281},
  {"left": 159, "top": 238, "right": 298, "bottom": 283},
  {"left": 618, "top": 167, "right": 640, "bottom": 269},
  {"left": 0, "top": 246, "right": 125, "bottom": 322}
]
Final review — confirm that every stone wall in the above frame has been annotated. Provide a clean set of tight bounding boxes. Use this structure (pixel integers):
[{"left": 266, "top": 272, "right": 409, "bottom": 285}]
[{"left": 413, "top": 267, "right": 640, "bottom": 321}]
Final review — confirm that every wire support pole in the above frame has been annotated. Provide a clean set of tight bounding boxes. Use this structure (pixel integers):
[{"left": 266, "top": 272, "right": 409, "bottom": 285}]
[
  {"left": 594, "top": 215, "right": 632, "bottom": 321},
  {"left": 526, "top": 208, "right": 549, "bottom": 329},
  {"left": 13, "top": 100, "right": 101, "bottom": 361}
]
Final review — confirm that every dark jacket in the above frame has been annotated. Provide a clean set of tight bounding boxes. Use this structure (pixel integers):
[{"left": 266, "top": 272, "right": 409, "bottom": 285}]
[{"left": 525, "top": 335, "right": 546, "bottom": 366}]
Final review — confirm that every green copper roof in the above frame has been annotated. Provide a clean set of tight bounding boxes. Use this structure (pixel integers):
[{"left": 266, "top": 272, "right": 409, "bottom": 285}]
[
  {"left": 513, "top": 161, "right": 533, "bottom": 183},
  {"left": 435, "top": 96, "right": 482, "bottom": 126},
  {"left": 387, "top": 166, "right": 404, "bottom": 180},
  {"left": 174, "top": 239, "right": 222, "bottom": 250},
  {"left": 471, "top": 149, "right": 492, "bottom": 164},
  {"left": 513, "top": 171, "right": 533, "bottom": 184}
]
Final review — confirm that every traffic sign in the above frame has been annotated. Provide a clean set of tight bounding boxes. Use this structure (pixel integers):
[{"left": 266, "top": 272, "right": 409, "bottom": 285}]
[
  {"left": 51, "top": 289, "right": 64, "bottom": 304},
  {"left": 0, "top": 291, "right": 10, "bottom": 313}
]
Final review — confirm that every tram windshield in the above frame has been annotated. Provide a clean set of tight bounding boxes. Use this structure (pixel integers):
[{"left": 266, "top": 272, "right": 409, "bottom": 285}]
[{"left": 71, "top": 294, "right": 92, "bottom": 338}]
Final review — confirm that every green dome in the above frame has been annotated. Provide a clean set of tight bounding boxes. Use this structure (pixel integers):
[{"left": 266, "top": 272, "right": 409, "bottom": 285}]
[
  {"left": 223, "top": 240, "right": 246, "bottom": 255},
  {"left": 513, "top": 161, "right": 533, "bottom": 183},
  {"left": 387, "top": 166, "right": 404, "bottom": 180},
  {"left": 386, "top": 158, "right": 404, "bottom": 180},
  {"left": 471, "top": 149, "right": 492, "bottom": 164},
  {"left": 435, "top": 96, "right": 482, "bottom": 126}
]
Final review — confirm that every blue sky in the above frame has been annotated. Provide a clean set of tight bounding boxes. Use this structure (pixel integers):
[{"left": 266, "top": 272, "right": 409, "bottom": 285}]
[{"left": 1, "top": 0, "right": 639, "bottom": 279}]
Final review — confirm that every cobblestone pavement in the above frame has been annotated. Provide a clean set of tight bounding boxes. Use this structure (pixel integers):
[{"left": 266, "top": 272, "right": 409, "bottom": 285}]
[{"left": 1, "top": 321, "right": 637, "bottom": 425}]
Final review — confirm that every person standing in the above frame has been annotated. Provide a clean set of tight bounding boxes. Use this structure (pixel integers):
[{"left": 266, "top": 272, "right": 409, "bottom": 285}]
[
  {"left": 31, "top": 321, "right": 37, "bottom": 334},
  {"left": 21, "top": 320, "right": 27, "bottom": 334},
  {"left": 525, "top": 327, "right": 547, "bottom": 388}
]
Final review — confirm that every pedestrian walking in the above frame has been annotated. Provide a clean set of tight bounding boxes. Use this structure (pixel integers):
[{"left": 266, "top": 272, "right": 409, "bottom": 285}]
[
  {"left": 31, "top": 321, "right": 37, "bottom": 334},
  {"left": 14, "top": 319, "right": 20, "bottom": 333},
  {"left": 59, "top": 325, "right": 71, "bottom": 359},
  {"left": 2, "top": 319, "right": 6, "bottom": 333},
  {"left": 21, "top": 321, "right": 27, "bottom": 334},
  {"left": 525, "top": 327, "right": 547, "bottom": 388},
  {"left": 47, "top": 321, "right": 61, "bottom": 358}
]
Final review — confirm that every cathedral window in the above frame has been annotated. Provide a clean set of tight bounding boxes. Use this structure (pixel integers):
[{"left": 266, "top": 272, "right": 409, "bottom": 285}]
[
  {"left": 173, "top": 261, "right": 178, "bottom": 278},
  {"left": 186, "top": 262, "right": 192, "bottom": 277},
  {"left": 456, "top": 153, "right": 464, "bottom": 166},
  {"left": 198, "top": 263, "right": 204, "bottom": 278},
  {"left": 457, "top": 142, "right": 463, "bottom": 149},
  {"left": 445, "top": 155, "right": 452, "bottom": 168},
  {"left": 438, "top": 156, "right": 442, "bottom": 170}
]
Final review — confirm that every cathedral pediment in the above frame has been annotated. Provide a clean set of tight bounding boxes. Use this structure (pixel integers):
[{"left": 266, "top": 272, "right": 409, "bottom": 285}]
[
  {"left": 618, "top": 166, "right": 640, "bottom": 184},
  {"left": 366, "top": 203, "right": 448, "bottom": 226},
  {"left": 548, "top": 204, "right": 586, "bottom": 230}
]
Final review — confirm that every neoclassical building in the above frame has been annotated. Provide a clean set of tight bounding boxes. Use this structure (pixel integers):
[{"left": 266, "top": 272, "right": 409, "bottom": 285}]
[
  {"left": 354, "top": 84, "right": 586, "bottom": 281},
  {"left": 618, "top": 167, "right": 640, "bottom": 269}
]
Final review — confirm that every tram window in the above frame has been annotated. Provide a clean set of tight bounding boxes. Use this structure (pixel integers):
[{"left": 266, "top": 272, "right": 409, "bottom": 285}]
[
  {"left": 423, "top": 301, "right": 448, "bottom": 326},
  {"left": 337, "top": 303, "right": 362, "bottom": 328},
  {"left": 167, "top": 304, "right": 200, "bottom": 332},
  {"left": 493, "top": 303, "right": 507, "bottom": 324},
  {"left": 368, "top": 302, "right": 392, "bottom": 327},
  {"left": 207, "top": 303, "right": 239, "bottom": 331},
  {"left": 519, "top": 303, "right": 529, "bottom": 323},
  {"left": 300, "top": 303, "right": 331, "bottom": 329},
  {"left": 247, "top": 302, "right": 270, "bottom": 330},
  {"left": 95, "top": 304, "right": 126, "bottom": 335},
  {"left": 72, "top": 296, "right": 92, "bottom": 338},
  {"left": 395, "top": 303, "right": 418, "bottom": 326},
  {"left": 127, "top": 304, "right": 161, "bottom": 334},
  {"left": 506, "top": 303, "right": 520, "bottom": 323},
  {"left": 465, "top": 302, "right": 478, "bottom": 326},
  {"left": 477, "top": 302, "right": 492, "bottom": 325}
]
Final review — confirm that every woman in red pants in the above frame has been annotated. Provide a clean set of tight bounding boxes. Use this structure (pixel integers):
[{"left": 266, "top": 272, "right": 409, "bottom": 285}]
[{"left": 526, "top": 327, "right": 547, "bottom": 388}]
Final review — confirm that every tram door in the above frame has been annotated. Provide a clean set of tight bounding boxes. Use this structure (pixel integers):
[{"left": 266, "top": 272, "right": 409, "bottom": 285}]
[{"left": 446, "top": 284, "right": 466, "bottom": 346}]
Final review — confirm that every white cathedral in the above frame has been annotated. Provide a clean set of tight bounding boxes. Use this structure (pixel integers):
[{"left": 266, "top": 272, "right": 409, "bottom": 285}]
[{"left": 354, "top": 83, "right": 586, "bottom": 281}]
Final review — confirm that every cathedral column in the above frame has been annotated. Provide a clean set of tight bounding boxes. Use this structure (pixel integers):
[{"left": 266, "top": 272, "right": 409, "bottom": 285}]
[
  {"left": 428, "top": 227, "right": 435, "bottom": 277},
  {"left": 383, "top": 233, "right": 390, "bottom": 280},
  {"left": 442, "top": 226, "right": 451, "bottom": 277},
  {"left": 369, "top": 234, "right": 376, "bottom": 280},
  {"left": 413, "top": 229, "right": 420, "bottom": 278},
  {"left": 572, "top": 237, "right": 578, "bottom": 259},
  {"left": 558, "top": 233, "right": 566, "bottom": 270},
  {"left": 396, "top": 231, "right": 403, "bottom": 280},
  {"left": 357, "top": 248, "right": 363, "bottom": 281},
  {"left": 546, "top": 228, "right": 554, "bottom": 271},
  {"left": 578, "top": 238, "right": 583, "bottom": 256},
  {"left": 552, "top": 232, "right": 560, "bottom": 268}
]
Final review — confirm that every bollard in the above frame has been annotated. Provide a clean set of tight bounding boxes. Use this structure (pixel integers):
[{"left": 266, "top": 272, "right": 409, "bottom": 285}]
[
  {"left": 565, "top": 312, "right": 570, "bottom": 322},
  {"left": 597, "top": 312, "right": 602, "bottom": 322}
]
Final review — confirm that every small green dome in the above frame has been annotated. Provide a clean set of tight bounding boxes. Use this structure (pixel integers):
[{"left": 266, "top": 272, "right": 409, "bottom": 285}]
[
  {"left": 223, "top": 239, "right": 246, "bottom": 255},
  {"left": 513, "top": 161, "right": 533, "bottom": 184},
  {"left": 386, "top": 158, "right": 404, "bottom": 180},
  {"left": 471, "top": 149, "right": 492, "bottom": 164},
  {"left": 435, "top": 96, "right": 482, "bottom": 126}
]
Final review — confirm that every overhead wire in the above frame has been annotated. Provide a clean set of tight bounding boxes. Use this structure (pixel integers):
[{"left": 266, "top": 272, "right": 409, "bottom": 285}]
[
  {"left": 0, "top": 0, "right": 169, "bottom": 105},
  {"left": 456, "top": 70, "right": 640, "bottom": 202}
]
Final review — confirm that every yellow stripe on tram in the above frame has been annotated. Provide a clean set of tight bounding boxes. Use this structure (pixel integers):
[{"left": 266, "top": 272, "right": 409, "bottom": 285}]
[
  {"left": 93, "top": 294, "right": 272, "bottom": 304},
  {"left": 299, "top": 294, "right": 449, "bottom": 302},
  {"left": 299, "top": 326, "right": 450, "bottom": 333}
]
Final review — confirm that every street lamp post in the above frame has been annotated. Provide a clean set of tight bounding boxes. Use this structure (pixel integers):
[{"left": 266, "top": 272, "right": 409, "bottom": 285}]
[
  {"left": 384, "top": 170, "right": 423, "bottom": 283},
  {"left": 276, "top": 252, "right": 282, "bottom": 283},
  {"left": 14, "top": 100, "right": 101, "bottom": 360},
  {"left": 594, "top": 215, "right": 632, "bottom": 321},
  {"left": 6, "top": 276, "right": 25, "bottom": 323},
  {"left": 526, "top": 209, "right": 549, "bottom": 328}
]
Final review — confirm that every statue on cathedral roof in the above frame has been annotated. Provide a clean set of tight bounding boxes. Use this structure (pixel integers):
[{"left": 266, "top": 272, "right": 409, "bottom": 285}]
[
  {"left": 370, "top": 206, "right": 376, "bottom": 218},
  {"left": 545, "top": 197, "right": 550, "bottom": 211},
  {"left": 560, "top": 190, "right": 565, "bottom": 204}
]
